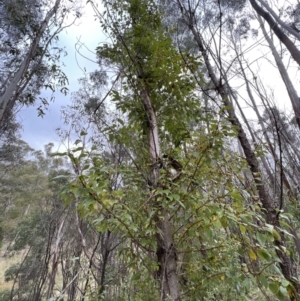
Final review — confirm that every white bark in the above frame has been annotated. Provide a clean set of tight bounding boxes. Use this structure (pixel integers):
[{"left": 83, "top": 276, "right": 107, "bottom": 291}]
[
  {"left": 46, "top": 214, "right": 66, "bottom": 299},
  {"left": 258, "top": 0, "right": 300, "bottom": 41},
  {"left": 258, "top": 15, "right": 300, "bottom": 129},
  {"left": 175, "top": 2, "right": 300, "bottom": 294},
  {"left": 0, "top": 0, "right": 62, "bottom": 125},
  {"left": 141, "top": 89, "right": 160, "bottom": 160},
  {"left": 140, "top": 86, "right": 181, "bottom": 301}
]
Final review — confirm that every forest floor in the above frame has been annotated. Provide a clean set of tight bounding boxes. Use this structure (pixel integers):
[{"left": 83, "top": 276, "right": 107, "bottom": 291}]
[{"left": 0, "top": 244, "right": 25, "bottom": 292}]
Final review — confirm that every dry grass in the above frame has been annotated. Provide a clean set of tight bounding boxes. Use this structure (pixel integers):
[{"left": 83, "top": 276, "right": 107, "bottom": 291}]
[
  {"left": 0, "top": 243, "right": 24, "bottom": 292},
  {"left": 0, "top": 244, "right": 100, "bottom": 299}
]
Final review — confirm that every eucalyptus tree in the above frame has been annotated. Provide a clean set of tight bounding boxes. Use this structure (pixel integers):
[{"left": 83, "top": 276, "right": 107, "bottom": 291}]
[
  {"left": 50, "top": 0, "right": 296, "bottom": 300},
  {"left": 82, "top": 1, "right": 199, "bottom": 298},
  {"left": 0, "top": 141, "right": 85, "bottom": 301},
  {"left": 0, "top": 0, "right": 78, "bottom": 127},
  {"left": 250, "top": 5, "right": 300, "bottom": 130},
  {"left": 163, "top": 0, "right": 300, "bottom": 298},
  {"left": 249, "top": 0, "right": 300, "bottom": 67}
]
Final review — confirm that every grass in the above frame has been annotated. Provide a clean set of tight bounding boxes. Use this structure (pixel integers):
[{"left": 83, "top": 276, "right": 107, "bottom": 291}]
[{"left": 0, "top": 243, "right": 25, "bottom": 292}]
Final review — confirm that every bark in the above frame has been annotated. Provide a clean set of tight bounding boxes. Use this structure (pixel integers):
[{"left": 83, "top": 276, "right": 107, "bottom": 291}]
[
  {"left": 257, "top": 15, "right": 300, "bottom": 130},
  {"left": 257, "top": 0, "right": 300, "bottom": 42},
  {"left": 66, "top": 246, "right": 82, "bottom": 301},
  {"left": 141, "top": 86, "right": 181, "bottom": 301},
  {"left": 188, "top": 24, "right": 276, "bottom": 220},
  {"left": 250, "top": 70, "right": 300, "bottom": 196},
  {"left": 228, "top": 80, "right": 276, "bottom": 192},
  {"left": 0, "top": 0, "right": 62, "bottom": 125},
  {"left": 81, "top": 235, "right": 102, "bottom": 301},
  {"left": 249, "top": 0, "right": 300, "bottom": 67},
  {"left": 46, "top": 216, "right": 66, "bottom": 299},
  {"left": 176, "top": 1, "right": 300, "bottom": 297},
  {"left": 99, "top": 231, "right": 113, "bottom": 295},
  {"left": 290, "top": 226, "right": 300, "bottom": 262},
  {"left": 32, "top": 221, "right": 56, "bottom": 301},
  {"left": 235, "top": 50, "right": 292, "bottom": 201}
]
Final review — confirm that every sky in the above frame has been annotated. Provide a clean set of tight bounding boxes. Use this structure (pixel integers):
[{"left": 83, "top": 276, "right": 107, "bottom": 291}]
[
  {"left": 17, "top": 4, "right": 104, "bottom": 151},
  {"left": 16, "top": 1, "right": 299, "bottom": 151}
]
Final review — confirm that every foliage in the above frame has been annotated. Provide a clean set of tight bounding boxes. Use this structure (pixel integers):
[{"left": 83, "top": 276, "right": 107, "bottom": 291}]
[
  {"left": 2, "top": 0, "right": 300, "bottom": 300},
  {"left": 56, "top": 1, "right": 298, "bottom": 300},
  {"left": 97, "top": 0, "right": 202, "bottom": 148}
]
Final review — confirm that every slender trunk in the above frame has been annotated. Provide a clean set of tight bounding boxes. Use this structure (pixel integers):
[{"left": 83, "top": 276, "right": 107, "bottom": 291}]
[
  {"left": 257, "top": 15, "right": 300, "bottom": 129},
  {"left": 46, "top": 216, "right": 66, "bottom": 299},
  {"left": 99, "top": 231, "right": 111, "bottom": 295},
  {"left": 257, "top": 0, "right": 300, "bottom": 41},
  {"left": 67, "top": 247, "right": 82, "bottom": 301},
  {"left": 140, "top": 86, "right": 181, "bottom": 301},
  {"left": 235, "top": 52, "right": 290, "bottom": 199},
  {"left": 32, "top": 220, "right": 56, "bottom": 301},
  {"left": 176, "top": 2, "right": 300, "bottom": 297},
  {"left": 229, "top": 80, "right": 276, "bottom": 191},
  {"left": 188, "top": 21, "right": 276, "bottom": 220},
  {"left": 246, "top": 63, "right": 300, "bottom": 195},
  {"left": 81, "top": 235, "right": 102, "bottom": 301},
  {"left": 0, "top": 0, "right": 62, "bottom": 125},
  {"left": 249, "top": 0, "right": 300, "bottom": 67}
]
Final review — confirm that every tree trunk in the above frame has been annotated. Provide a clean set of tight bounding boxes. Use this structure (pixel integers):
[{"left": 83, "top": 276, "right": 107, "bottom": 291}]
[
  {"left": 249, "top": 0, "right": 300, "bottom": 67},
  {"left": 257, "top": 0, "right": 300, "bottom": 41},
  {"left": 176, "top": 2, "right": 300, "bottom": 298},
  {"left": 234, "top": 48, "right": 292, "bottom": 200},
  {"left": 257, "top": 15, "right": 300, "bottom": 130},
  {"left": 141, "top": 86, "right": 181, "bottom": 301},
  {"left": 0, "top": 0, "right": 62, "bottom": 125},
  {"left": 46, "top": 216, "right": 66, "bottom": 299}
]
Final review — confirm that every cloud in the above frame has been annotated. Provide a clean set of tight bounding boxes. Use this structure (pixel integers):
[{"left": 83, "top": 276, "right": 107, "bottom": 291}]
[
  {"left": 18, "top": 95, "right": 63, "bottom": 150},
  {"left": 17, "top": 4, "right": 104, "bottom": 150}
]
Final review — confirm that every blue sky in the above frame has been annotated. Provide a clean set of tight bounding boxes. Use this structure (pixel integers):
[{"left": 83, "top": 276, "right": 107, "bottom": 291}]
[
  {"left": 16, "top": 2, "right": 298, "bottom": 152},
  {"left": 17, "top": 5, "right": 104, "bottom": 151}
]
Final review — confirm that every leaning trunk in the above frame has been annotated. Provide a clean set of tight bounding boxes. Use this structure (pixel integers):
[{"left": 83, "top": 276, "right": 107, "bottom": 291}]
[
  {"left": 0, "top": 0, "right": 62, "bottom": 125},
  {"left": 140, "top": 86, "right": 181, "bottom": 301},
  {"left": 257, "top": 15, "right": 300, "bottom": 129},
  {"left": 249, "top": 0, "right": 300, "bottom": 67},
  {"left": 176, "top": 2, "right": 300, "bottom": 298}
]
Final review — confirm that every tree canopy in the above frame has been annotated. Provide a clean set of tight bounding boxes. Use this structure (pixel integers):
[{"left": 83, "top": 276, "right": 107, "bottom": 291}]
[{"left": 1, "top": 0, "right": 300, "bottom": 300}]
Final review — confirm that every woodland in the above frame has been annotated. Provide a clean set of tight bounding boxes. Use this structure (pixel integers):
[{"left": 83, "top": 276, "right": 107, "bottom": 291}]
[{"left": 1, "top": 0, "right": 300, "bottom": 300}]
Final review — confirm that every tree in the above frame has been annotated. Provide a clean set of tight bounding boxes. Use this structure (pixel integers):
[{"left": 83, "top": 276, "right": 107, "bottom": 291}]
[
  {"left": 54, "top": 0, "right": 297, "bottom": 300},
  {"left": 3, "top": 0, "right": 300, "bottom": 300},
  {"left": 0, "top": 0, "right": 76, "bottom": 126},
  {"left": 248, "top": 2, "right": 300, "bottom": 130},
  {"left": 89, "top": 1, "right": 199, "bottom": 298},
  {"left": 249, "top": 0, "right": 300, "bottom": 66}
]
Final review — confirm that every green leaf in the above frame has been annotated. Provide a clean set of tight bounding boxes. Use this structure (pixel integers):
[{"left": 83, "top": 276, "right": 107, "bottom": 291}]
[
  {"left": 256, "top": 248, "right": 272, "bottom": 261},
  {"left": 280, "top": 279, "right": 290, "bottom": 287},
  {"left": 243, "top": 278, "right": 250, "bottom": 292},
  {"left": 239, "top": 224, "right": 246, "bottom": 234},
  {"left": 220, "top": 216, "right": 228, "bottom": 228},
  {"left": 72, "top": 147, "right": 83, "bottom": 152},
  {"left": 117, "top": 118, "right": 125, "bottom": 125},
  {"left": 170, "top": 193, "right": 180, "bottom": 202},
  {"left": 259, "top": 275, "right": 268, "bottom": 288},
  {"left": 269, "top": 282, "right": 279, "bottom": 294},
  {"left": 277, "top": 286, "right": 288, "bottom": 301},
  {"left": 230, "top": 190, "right": 243, "bottom": 202},
  {"left": 272, "top": 229, "right": 281, "bottom": 241},
  {"left": 50, "top": 152, "right": 67, "bottom": 157},
  {"left": 256, "top": 232, "right": 266, "bottom": 246}
]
